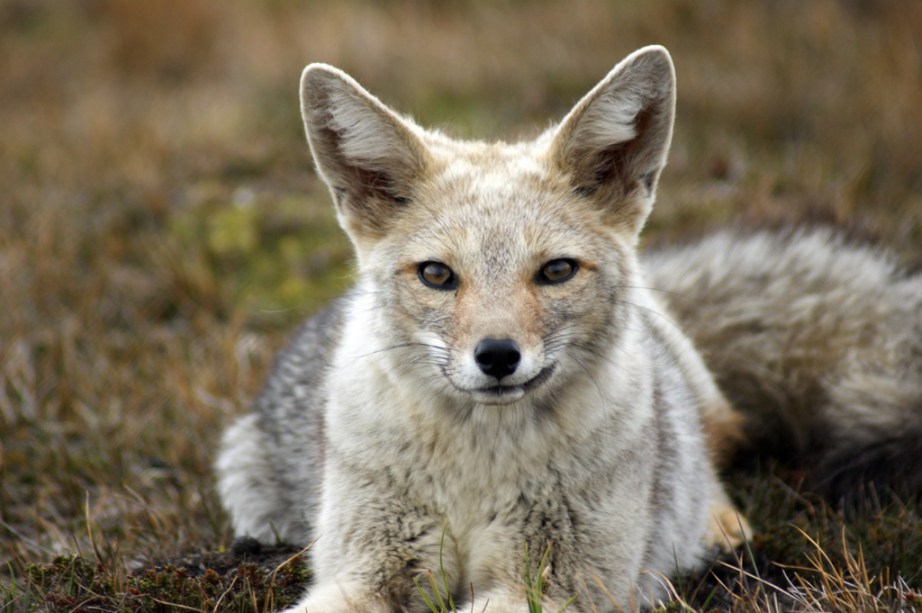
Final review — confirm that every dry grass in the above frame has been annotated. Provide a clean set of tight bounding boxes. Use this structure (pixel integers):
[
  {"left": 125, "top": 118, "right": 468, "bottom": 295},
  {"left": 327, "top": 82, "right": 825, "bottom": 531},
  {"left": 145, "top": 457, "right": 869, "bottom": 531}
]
[{"left": 1, "top": 1, "right": 921, "bottom": 610}]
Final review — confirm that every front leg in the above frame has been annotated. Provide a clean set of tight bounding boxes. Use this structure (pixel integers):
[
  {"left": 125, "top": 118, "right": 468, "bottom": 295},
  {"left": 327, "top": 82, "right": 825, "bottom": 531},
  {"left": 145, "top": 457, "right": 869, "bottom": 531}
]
[
  {"left": 284, "top": 466, "right": 459, "bottom": 613},
  {"left": 283, "top": 517, "right": 456, "bottom": 613},
  {"left": 451, "top": 522, "right": 588, "bottom": 612}
]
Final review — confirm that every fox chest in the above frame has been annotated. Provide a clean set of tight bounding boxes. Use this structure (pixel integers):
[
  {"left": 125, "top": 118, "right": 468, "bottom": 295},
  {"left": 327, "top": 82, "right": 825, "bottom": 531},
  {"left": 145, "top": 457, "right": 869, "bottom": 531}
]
[{"left": 401, "top": 446, "right": 566, "bottom": 587}]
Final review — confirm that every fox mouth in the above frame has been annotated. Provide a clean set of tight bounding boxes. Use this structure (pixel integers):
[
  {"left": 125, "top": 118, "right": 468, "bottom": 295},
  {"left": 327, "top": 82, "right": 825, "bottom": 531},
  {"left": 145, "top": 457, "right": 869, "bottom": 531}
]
[{"left": 469, "top": 363, "right": 557, "bottom": 405}]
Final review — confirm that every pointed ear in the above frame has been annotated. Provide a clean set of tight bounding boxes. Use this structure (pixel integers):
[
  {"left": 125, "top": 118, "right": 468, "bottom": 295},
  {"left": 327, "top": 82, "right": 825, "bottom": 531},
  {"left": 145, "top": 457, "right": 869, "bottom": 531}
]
[
  {"left": 300, "top": 64, "right": 430, "bottom": 246},
  {"left": 548, "top": 46, "right": 675, "bottom": 237}
]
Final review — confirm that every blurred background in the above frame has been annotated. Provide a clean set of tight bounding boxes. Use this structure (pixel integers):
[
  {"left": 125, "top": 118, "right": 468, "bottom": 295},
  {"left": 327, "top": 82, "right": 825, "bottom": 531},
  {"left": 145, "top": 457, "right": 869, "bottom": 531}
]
[{"left": 1, "top": 0, "right": 921, "bottom": 604}]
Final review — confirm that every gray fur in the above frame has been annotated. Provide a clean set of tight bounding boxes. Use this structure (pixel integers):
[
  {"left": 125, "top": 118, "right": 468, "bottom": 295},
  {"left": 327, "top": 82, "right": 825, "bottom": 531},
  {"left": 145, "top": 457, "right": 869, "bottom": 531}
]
[
  {"left": 644, "top": 228, "right": 922, "bottom": 505},
  {"left": 218, "top": 297, "right": 347, "bottom": 544}
]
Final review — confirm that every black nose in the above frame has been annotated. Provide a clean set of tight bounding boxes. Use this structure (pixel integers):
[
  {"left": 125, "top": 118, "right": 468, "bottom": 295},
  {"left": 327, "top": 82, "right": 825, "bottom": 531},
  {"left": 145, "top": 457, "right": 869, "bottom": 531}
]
[{"left": 474, "top": 338, "right": 521, "bottom": 380}]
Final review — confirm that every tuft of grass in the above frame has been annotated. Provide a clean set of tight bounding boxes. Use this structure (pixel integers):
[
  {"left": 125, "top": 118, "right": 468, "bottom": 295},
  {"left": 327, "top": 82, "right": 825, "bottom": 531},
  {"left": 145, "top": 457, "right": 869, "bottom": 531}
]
[
  {"left": 661, "top": 465, "right": 922, "bottom": 611},
  {"left": 414, "top": 529, "right": 459, "bottom": 613},
  {"left": 521, "top": 545, "right": 578, "bottom": 613}
]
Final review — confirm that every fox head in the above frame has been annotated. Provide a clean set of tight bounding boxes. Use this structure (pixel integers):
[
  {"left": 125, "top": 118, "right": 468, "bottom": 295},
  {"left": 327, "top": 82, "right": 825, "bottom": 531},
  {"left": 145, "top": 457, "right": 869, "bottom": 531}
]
[{"left": 300, "top": 47, "right": 675, "bottom": 407}]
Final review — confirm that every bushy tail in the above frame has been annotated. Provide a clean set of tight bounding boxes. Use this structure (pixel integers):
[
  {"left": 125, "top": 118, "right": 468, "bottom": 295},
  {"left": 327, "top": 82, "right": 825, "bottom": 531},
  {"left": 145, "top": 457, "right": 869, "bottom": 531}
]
[
  {"left": 817, "top": 426, "right": 922, "bottom": 508},
  {"left": 643, "top": 228, "right": 922, "bottom": 508}
]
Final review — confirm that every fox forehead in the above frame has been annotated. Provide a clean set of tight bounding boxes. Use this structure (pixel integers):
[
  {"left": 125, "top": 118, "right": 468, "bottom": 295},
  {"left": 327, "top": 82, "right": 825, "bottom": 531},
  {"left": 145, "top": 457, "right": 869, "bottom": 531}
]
[
  {"left": 394, "top": 150, "right": 615, "bottom": 272},
  {"left": 434, "top": 139, "right": 547, "bottom": 182}
]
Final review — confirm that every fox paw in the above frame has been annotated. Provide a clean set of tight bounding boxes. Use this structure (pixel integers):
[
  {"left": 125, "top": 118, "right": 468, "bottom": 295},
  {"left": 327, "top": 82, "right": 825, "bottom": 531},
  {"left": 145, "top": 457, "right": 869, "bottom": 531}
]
[
  {"left": 281, "top": 580, "right": 391, "bottom": 613},
  {"left": 706, "top": 502, "right": 751, "bottom": 552}
]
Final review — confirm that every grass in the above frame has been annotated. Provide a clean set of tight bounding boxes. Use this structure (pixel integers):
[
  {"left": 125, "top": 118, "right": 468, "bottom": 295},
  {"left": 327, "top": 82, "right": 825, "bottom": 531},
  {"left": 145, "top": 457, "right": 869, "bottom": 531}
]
[
  {"left": 670, "top": 466, "right": 922, "bottom": 611},
  {"left": 1, "top": 1, "right": 921, "bottom": 610}
]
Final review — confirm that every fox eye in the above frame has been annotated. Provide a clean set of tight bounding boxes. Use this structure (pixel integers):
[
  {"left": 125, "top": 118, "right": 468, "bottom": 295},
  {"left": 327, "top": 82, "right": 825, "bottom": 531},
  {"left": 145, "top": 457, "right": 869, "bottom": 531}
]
[
  {"left": 418, "top": 261, "right": 457, "bottom": 290},
  {"left": 537, "top": 258, "right": 578, "bottom": 285}
]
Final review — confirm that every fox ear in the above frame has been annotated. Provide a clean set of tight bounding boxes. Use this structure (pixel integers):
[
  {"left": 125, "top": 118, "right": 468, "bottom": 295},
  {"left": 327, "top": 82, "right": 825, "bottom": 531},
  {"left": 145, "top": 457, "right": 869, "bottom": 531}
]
[
  {"left": 548, "top": 46, "right": 675, "bottom": 237},
  {"left": 300, "top": 64, "right": 429, "bottom": 246}
]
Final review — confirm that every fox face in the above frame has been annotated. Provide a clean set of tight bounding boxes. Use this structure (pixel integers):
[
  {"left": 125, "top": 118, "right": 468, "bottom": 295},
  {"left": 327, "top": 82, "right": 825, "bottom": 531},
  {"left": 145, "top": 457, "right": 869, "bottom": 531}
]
[
  {"left": 377, "top": 160, "right": 639, "bottom": 407},
  {"left": 300, "top": 47, "right": 676, "bottom": 408}
]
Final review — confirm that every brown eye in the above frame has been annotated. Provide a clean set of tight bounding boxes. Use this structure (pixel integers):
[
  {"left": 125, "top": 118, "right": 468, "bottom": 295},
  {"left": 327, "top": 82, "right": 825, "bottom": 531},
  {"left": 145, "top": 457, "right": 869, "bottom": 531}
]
[
  {"left": 418, "top": 261, "right": 457, "bottom": 290},
  {"left": 538, "top": 259, "right": 578, "bottom": 285}
]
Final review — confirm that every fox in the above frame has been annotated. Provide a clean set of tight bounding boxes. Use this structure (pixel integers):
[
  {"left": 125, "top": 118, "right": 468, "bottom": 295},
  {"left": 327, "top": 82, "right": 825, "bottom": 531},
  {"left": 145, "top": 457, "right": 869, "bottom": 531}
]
[{"left": 216, "top": 45, "right": 922, "bottom": 612}]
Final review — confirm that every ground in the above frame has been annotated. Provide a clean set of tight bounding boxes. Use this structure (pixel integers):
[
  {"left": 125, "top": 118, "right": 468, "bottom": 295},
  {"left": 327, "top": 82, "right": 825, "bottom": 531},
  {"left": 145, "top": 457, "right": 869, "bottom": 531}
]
[{"left": 1, "top": 1, "right": 921, "bottom": 611}]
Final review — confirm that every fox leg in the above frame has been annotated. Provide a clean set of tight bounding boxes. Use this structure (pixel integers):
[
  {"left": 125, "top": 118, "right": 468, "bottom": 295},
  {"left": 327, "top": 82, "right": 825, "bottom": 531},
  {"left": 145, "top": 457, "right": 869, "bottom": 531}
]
[
  {"left": 705, "top": 484, "right": 751, "bottom": 552},
  {"left": 698, "top": 399, "right": 752, "bottom": 551},
  {"left": 216, "top": 414, "right": 309, "bottom": 544},
  {"left": 700, "top": 399, "right": 747, "bottom": 467}
]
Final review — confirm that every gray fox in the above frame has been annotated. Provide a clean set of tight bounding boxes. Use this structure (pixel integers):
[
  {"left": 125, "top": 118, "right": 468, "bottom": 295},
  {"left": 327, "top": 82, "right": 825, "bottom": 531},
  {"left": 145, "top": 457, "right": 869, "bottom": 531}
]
[{"left": 216, "top": 46, "right": 922, "bottom": 611}]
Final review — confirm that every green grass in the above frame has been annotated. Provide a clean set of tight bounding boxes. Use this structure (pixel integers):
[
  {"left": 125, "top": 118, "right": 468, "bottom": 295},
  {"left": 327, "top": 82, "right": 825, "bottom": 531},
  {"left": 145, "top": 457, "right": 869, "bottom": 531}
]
[{"left": 2, "top": 1, "right": 921, "bottom": 611}]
